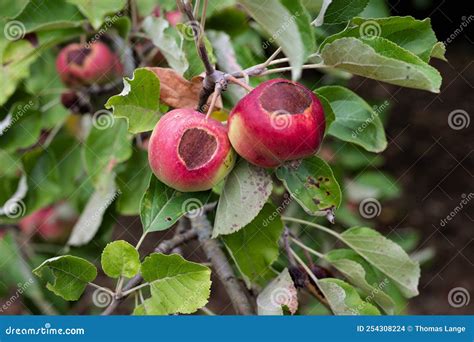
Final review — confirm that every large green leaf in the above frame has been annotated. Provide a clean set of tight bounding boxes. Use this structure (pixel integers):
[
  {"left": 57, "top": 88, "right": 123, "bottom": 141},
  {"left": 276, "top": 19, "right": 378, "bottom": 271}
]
[
  {"left": 339, "top": 227, "right": 420, "bottom": 297},
  {"left": 67, "top": 0, "right": 126, "bottom": 29},
  {"left": 101, "top": 240, "right": 140, "bottom": 279},
  {"left": 13, "top": 0, "right": 84, "bottom": 32},
  {"left": 105, "top": 68, "right": 161, "bottom": 134},
  {"left": 325, "top": 249, "right": 395, "bottom": 314},
  {"left": 323, "top": 16, "right": 441, "bottom": 62},
  {"left": 237, "top": 0, "right": 313, "bottom": 80},
  {"left": 116, "top": 149, "right": 152, "bottom": 216},
  {"left": 256, "top": 268, "right": 298, "bottom": 315},
  {"left": 324, "top": 0, "right": 369, "bottom": 24},
  {"left": 223, "top": 204, "right": 284, "bottom": 287},
  {"left": 319, "top": 278, "right": 380, "bottom": 315},
  {"left": 83, "top": 117, "right": 132, "bottom": 187},
  {"left": 142, "top": 17, "right": 188, "bottom": 75},
  {"left": 321, "top": 37, "right": 442, "bottom": 93},
  {"left": 136, "top": 253, "right": 211, "bottom": 315},
  {"left": 316, "top": 86, "right": 387, "bottom": 152},
  {"left": 276, "top": 157, "right": 341, "bottom": 219},
  {"left": 140, "top": 176, "right": 211, "bottom": 233},
  {"left": 33, "top": 255, "right": 97, "bottom": 301},
  {"left": 213, "top": 160, "right": 273, "bottom": 237}
]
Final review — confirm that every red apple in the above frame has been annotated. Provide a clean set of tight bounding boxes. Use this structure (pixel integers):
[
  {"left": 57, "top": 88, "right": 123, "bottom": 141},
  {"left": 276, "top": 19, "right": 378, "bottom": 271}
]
[
  {"left": 228, "top": 78, "right": 325, "bottom": 168},
  {"left": 148, "top": 109, "right": 235, "bottom": 192},
  {"left": 56, "top": 41, "right": 123, "bottom": 87}
]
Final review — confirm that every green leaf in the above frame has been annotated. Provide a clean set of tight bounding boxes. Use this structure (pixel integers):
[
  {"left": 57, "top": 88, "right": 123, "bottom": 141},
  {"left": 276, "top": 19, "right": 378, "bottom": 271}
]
[
  {"left": 319, "top": 278, "right": 380, "bottom": 315},
  {"left": 237, "top": 0, "right": 312, "bottom": 80},
  {"left": 325, "top": 249, "right": 395, "bottom": 314},
  {"left": 256, "top": 268, "right": 298, "bottom": 315},
  {"left": 339, "top": 227, "right": 420, "bottom": 297},
  {"left": 13, "top": 0, "right": 85, "bottom": 32},
  {"left": 101, "top": 240, "right": 140, "bottom": 278},
  {"left": 177, "top": 23, "right": 216, "bottom": 79},
  {"left": 324, "top": 0, "right": 369, "bottom": 24},
  {"left": 346, "top": 171, "right": 401, "bottom": 202},
  {"left": 137, "top": 253, "right": 211, "bottom": 315},
  {"left": 83, "top": 117, "right": 132, "bottom": 187},
  {"left": 0, "top": 101, "right": 42, "bottom": 151},
  {"left": 0, "top": 150, "right": 21, "bottom": 177},
  {"left": 213, "top": 161, "right": 273, "bottom": 237},
  {"left": 116, "top": 149, "right": 152, "bottom": 216},
  {"left": 323, "top": 16, "right": 441, "bottom": 62},
  {"left": 33, "top": 255, "right": 97, "bottom": 301},
  {"left": 223, "top": 204, "right": 284, "bottom": 287},
  {"left": 316, "top": 86, "right": 387, "bottom": 152},
  {"left": 276, "top": 156, "right": 341, "bottom": 218},
  {"left": 321, "top": 37, "right": 442, "bottom": 93},
  {"left": 105, "top": 68, "right": 161, "bottom": 134},
  {"left": 22, "top": 148, "right": 61, "bottom": 213},
  {"left": 67, "top": 174, "right": 117, "bottom": 246},
  {"left": 140, "top": 176, "right": 211, "bottom": 233},
  {"left": 430, "top": 42, "right": 447, "bottom": 61},
  {"left": 67, "top": 0, "right": 126, "bottom": 30},
  {"left": 142, "top": 16, "right": 188, "bottom": 75},
  {"left": 0, "top": 232, "right": 54, "bottom": 314}
]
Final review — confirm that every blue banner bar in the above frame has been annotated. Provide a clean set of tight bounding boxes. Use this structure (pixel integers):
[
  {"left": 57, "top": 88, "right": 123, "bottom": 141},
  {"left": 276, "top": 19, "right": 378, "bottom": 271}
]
[{"left": 1, "top": 316, "right": 473, "bottom": 341}]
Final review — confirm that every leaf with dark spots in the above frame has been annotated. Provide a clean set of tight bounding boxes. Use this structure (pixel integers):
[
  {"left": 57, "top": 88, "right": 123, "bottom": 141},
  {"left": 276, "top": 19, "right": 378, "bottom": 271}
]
[
  {"left": 276, "top": 156, "right": 341, "bottom": 218},
  {"left": 213, "top": 161, "right": 273, "bottom": 237}
]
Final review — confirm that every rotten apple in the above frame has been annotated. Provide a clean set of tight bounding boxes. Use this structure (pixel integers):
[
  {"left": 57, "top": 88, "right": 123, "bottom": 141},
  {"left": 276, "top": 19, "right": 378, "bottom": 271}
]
[
  {"left": 228, "top": 78, "right": 325, "bottom": 168},
  {"left": 56, "top": 41, "right": 123, "bottom": 87},
  {"left": 148, "top": 108, "right": 235, "bottom": 192}
]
